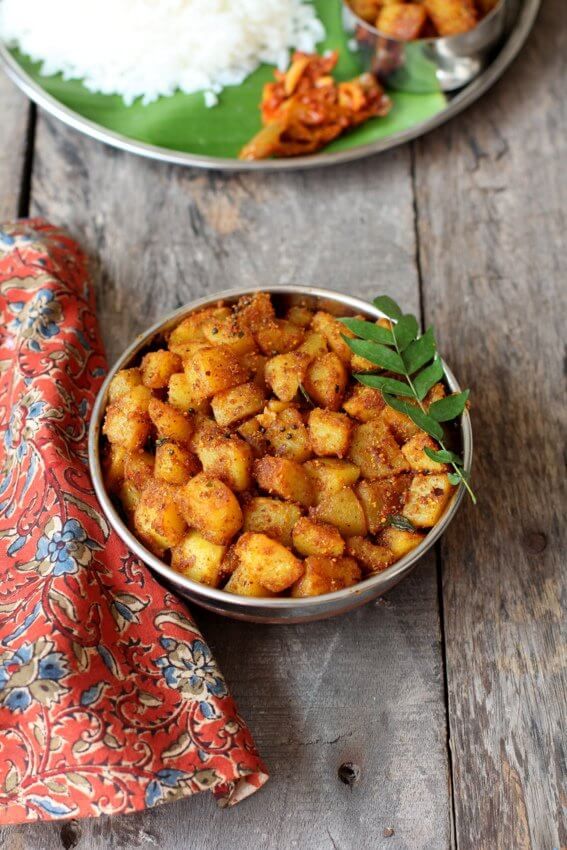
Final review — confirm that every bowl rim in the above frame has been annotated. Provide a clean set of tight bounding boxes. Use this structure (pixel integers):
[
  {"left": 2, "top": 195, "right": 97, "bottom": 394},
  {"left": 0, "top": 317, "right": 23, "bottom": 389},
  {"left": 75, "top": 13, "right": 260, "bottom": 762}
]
[
  {"left": 342, "top": 0, "right": 505, "bottom": 45},
  {"left": 88, "top": 285, "right": 473, "bottom": 612}
]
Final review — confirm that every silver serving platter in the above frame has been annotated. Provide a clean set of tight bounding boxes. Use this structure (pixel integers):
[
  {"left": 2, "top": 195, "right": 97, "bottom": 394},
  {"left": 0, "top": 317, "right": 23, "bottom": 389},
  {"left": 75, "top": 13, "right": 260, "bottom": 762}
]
[
  {"left": 0, "top": 0, "right": 539, "bottom": 171},
  {"left": 88, "top": 286, "right": 473, "bottom": 624}
]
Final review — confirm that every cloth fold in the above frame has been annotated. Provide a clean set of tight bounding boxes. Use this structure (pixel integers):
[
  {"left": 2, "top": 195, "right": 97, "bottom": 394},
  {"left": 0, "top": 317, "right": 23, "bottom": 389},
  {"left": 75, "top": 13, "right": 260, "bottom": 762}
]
[{"left": 0, "top": 220, "right": 268, "bottom": 824}]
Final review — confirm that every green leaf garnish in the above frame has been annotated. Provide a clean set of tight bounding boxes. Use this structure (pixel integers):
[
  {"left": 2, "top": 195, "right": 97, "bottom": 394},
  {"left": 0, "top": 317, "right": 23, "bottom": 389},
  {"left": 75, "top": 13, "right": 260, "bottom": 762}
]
[
  {"left": 344, "top": 337, "right": 405, "bottom": 373},
  {"left": 383, "top": 393, "right": 444, "bottom": 441},
  {"left": 429, "top": 390, "right": 470, "bottom": 422},
  {"left": 393, "top": 314, "right": 419, "bottom": 352},
  {"left": 448, "top": 472, "right": 463, "bottom": 485},
  {"left": 413, "top": 356, "right": 445, "bottom": 401},
  {"left": 356, "top": 374, "right": 415, "bottom": 397},
  {"left": 373, "top": 295, "right": 403, "bottom": 321},
  {"left": 423, "top": 446, "right": 462, "bottom": 465},
  {"left": 338, "top": 318, "right": 394, "bottom": 346},
  {"left": 387, "top": 514, "right": 417, "bottom": 532},
  {"left": 402, "top": 327, "right": 436, "bottom": 374},
  {"left": 299, "top": 383, "right": 315, "bottom": 407}
]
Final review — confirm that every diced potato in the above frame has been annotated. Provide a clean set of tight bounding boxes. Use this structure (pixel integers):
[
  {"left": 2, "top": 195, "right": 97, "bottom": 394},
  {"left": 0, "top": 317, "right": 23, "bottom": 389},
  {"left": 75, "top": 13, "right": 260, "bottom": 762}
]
[
  {"left": 311, "top": 488, "right": 367, "bottom": 537},
  {"left": 167, "top": 339, "right": 210, "bottom": 360},
  {"left": 402, "top": 474, "right": 454, "bottom": 528},
  {"left": 377, "top": 3, "right": 427, "bottom": 40},
  {"left": 308, "top": 408, "right": 352, "bottom": 458},
  {"left": 265, "top": 399, "right": 296, "bottom": 414},
  {"left": 124, "top": 450, "right": 155, "bottom": 489},
  {"left": 311, "top": 311, "right": 354, "bottom": 364},
  {"left": 348, "top": 0, "right": 381, "bottom": 25},
  {"left": 265, "top": 351, "right": 311, "bottom": 402},
  {"left": 134, "top": 482, "right": 187, "bottom": 555},
  {"left": 243, "top": 497, "right": 303, "bottom": 547},
  {"left": 233, "top": 532, "right": 304, "bottom": 593},
  {"left": 291, "top": 556, "right": 361, "bottom": 597},
  {"left": 148, "top": 398, "right": 194, "bottom": 445},
  {"left": 425, "top": 382, "right": 446, "bottom": 407},
  {"left": 303, "top": 458, "right": 361, "bottom": 501},
  {"left": 298, "top": 332, "right": 328, "bottom": 359},
  {"left": 103, "top": 444, "right": 127, "bottom": 492},
  {"left": 423, "top": 0, "right": 478, "bottom": 36},
  {"left": 103, "top": 385, "right": 152, "bottom": 450},
  {"left": 254, "top": 456, "right": 314, "bottom": 507},
  {"left": 171, "top": 530, "right": 226, "bottom": 588},
  {"left": 346, "top": 536, "right": 394, "bottom": 574},
  {"left": 286, "top": 305, "right": 314, "bottom": 327},
  {"left": 265, "top": 408, "right": 312, "bottom": 462},
  {"left": 343, "top": 385, "right": 385, "bottom": 422},
  {"left": 382, "top": 404, "right": 421, "bottom": 443},
  {"left": 211, "top": 382, "right": 265, "bottom": 427},
  {"left": 349, "top": 418, "right": 411, "bottom": 479},
  {"left": 184, "top": 346, "right": 249, "bottom": 400},
  {"left": 155, "top": 442, "right": 199, "bottom": 485},
  {"left": 234, "top": 292, "right": 276, "bottom": 333},
  {"left": 201, "top": 315, "right": 256, "bottom": 356},
  {"left": 140, "top": 350, "right": 182, "bottom": 389},
  {"left": 378, "top": 525, "right": 425, "bottom": 558},
  {"left": 224, "top": 564, "right": 276, "bottom": 598},
  {"left": 292, "top": 517, "right": 345, "bottom": 558},
  {"left": 168, "top": 372, "right": 209, "bottom": 414},
  {"left": 356, "top": 475, "right": 412, "bottom": 533},
  {"left": 237, "top": 417, "right": 270, "bottom": 457},
  {"left": 168, "top": 306, "right": 231, "bottom": 348},
  {"left": 303, "top": 352, "right": 348, "bottom": 411},
  {"left": 256, "top": 319, "right": 305, "bottom": 356},
  {"left": 240, "top": 352, "right": 268, "bottom": 389},
  {"left": 192, "top": 417, "right": 252, "bottom": 491},
  {"left": 118, "top": 480, "right": 141, "bottom": 517},
  {"left": 401, "top": 433, "right": 448, "bottom": 473},
  {"left": 108, "top": 368, "right": 142, "bottom": 403},
  {"left": 175, "top": 473, "right": 243, "bottom": 545}
]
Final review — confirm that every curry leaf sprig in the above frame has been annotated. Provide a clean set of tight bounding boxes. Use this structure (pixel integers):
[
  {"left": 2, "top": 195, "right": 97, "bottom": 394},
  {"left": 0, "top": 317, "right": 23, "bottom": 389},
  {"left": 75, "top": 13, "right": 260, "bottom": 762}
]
[{"left": 339, "top": 295, "right": 476, "bottom": 504}]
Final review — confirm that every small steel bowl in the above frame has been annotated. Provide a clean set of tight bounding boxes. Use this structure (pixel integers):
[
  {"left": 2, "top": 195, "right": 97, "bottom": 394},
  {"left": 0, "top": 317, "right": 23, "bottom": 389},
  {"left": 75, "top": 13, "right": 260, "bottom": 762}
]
[
  {"left": 89, "top": 286, "right": 472, "bottom": 624},
  {"left": 342, "top": 0, "right": 508, "bottom": 93}
]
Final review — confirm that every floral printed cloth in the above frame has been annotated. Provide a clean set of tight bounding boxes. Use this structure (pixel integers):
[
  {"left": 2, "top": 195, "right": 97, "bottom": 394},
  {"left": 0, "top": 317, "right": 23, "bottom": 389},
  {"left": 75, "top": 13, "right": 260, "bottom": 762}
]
[{"left": 0, "top": 220, "right": 268, "bottom": 823}]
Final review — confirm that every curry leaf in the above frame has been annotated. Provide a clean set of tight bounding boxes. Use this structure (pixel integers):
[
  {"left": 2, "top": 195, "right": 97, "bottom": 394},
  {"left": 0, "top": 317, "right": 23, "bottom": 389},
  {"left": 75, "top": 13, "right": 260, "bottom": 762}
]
[
  {"left": 382, "top": 393, "right": 444, "bottom": 441},
  {"left": 338, "top": 318, "right": 394, "bottom": 346},
  {"left": 429, "top": 390, "right": 470, "bottom": 422},
  {"left": 423, "top": 447, "right": 463, "bottom": 465},
  {"left": 373, "top": 295, "right": 403, "bottom": 321},
  {"left": 413, "top": 356, "right": 445, "bottom": 400},
  {"left": 387, "top": 515, "right": 417, "bottom": 532},
  {"left": 403, "top": 327, "right": 436, "bottom": 374},
  {"left": 344, "top": 338, "right": 405, "bottom": 373},
  {"left": 393, "top": 313, "right": 419, "bottom": 351},
  {"left": 355, "top": 374, "right": 415, "bottom": 397}
]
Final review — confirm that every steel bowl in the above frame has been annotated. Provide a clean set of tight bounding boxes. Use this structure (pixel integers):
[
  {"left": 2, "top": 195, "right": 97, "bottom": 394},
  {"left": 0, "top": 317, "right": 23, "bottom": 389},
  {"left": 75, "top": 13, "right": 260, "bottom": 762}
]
[
  {"left": 342, "top": 0, "right": 508, "bottom": 92},
  {"left": 89, "top": 286, "right": 472, "bottom": 623}
]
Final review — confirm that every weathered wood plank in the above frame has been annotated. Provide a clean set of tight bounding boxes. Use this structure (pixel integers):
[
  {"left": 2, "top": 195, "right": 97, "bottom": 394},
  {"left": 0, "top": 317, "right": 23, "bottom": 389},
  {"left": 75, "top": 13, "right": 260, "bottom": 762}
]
[
  {"left": 9, "top": 118, "right": 453, "bottom": 849},
  {"left": 0, "top": 71, "right": 31, "bottom": 219},
  {"left": 413, "top": 2, "right": 566, "bottom": 848}
]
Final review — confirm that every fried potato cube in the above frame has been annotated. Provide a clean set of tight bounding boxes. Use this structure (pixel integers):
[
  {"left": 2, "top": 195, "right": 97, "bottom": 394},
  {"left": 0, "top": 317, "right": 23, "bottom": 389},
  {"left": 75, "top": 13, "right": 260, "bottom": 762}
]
[
  {"left": 382, "top": 405, "right": 421, "bottom": 443},
  {"left": 184, "top": 346, "right": 249, "bottom": 400},
  {"left": 211, "top": 382, "right": 265, "bottom": 428},
  {"left": 265, "top": 408, "right": 312, "bottom": 463},
  {"left": 134, "top": 482, "right": 187, "bottom": 555},
  {"left": 167, "top": 339, "right": 210, "bottom": 359},
  {"left": 303, "top": 352, "right": 348, "bottom": 411},
  {"left": 148, "top": 398, "right": 194, "bottom": 445},
  {"left": 308, "top": 408, "right": 352, "bottom": 458},
  {"left": 292, "top": 517, "right": 345, "bottom": 558},
  {"left": 298, "top": 332, "right": 328, "bottom": 359},
  {"left": 346, "top": 536, "right": 394, "bottom": 574},
  {"left": 171, "top": 530, "right": 227, "bottom": 588},
  {"left": 348, "top": 0, "right": 382, "bottom": 24},
  {"left": 401, "top": 433, "right": 448, "bottom": 473},
  {"left": 237, "top": 417, "right": 270, "bottom": 457},
  {"left": 349, "top": 418, "right": 411, "bottom": 479},
  {"left": 377, "top": 3, "right": 427, "bottom": 40},
  {"left": 167, "top": 372, "right": 209, "bottom": 414},
  {"left": 192, "top": 417, "right": 252, "bottom": 492},
  {"left": 378, "top": 525, "right": 425, "bottom": 558},
  {"left": 168, "top": 306, "right": 231, "bottom": 347},
  {"left": 243, "top": 497, "right": 303, "bottom": 547},
  {"left": 256, "top": 319, "right": 305, "bottom": 356},
  {"left": 254, "top": 456, "right": 314, "bottom": 507},
  {"left": 265, "top": 351, "right": 311, "bottom": 402},
  {"left": 234, "top": 532, "right": 304, "bottom": 593},
  {"left": 155, "top": 442, "right": 199, "bottom": 485},
  {"left": 425, "top": 382, "right": 446, "bottom": 407},
  {"left": 175, "top": 473, "right": 243, "bottom": 545},
  {"left": 240, "top": 352, "right": 268, "bottom": 389},
  {"left": 201, "top": 315, "right": 256, "bottom": 357},
  {"left": 423, "top": 0, "right": 478, "bottom": 36},
  {"left": 103, "top": 445, "right": 127, "bottom": 492},
  {"left": 140, "top": 350, "right": 182, "bottom": 389},
  {"left": 402, "top": 474, "right": 454, "bottom": 528},
  {"left": 343, "top": 385, "right": 385, "bottom": 422},
  {"left": 124, "top": 450, "right": 155, "bottom": 489},
  {"left": 311, "top": 311, "right": 354, "bottom": 364},
  {"left": 303, "top": 458, "right": 361, "bottom": 500},
  {"left": 108, "top": 368, "right": 143, "bottom": 403},
  {"left": 224, "top": 564, "right": 277, "bottom": 598},
  {"left": 103, "top": 385, "right": 152, "bottom": 450},
  {"left": 286, "top": 305, "right": 314, "bottom": 327},
  {"left": 356, "top": 475, "right": 412, "bottom": 533},
  {"left": 291, "top": 556, "right": 361, "bottom": 598},
  {"left": 118, "top": 480, "right": 141, "bottom": 518},
  {"left": 234, "top": 292, "right": 276, "bottom": 333},
  {"left": 311, "top": 488, "right": 367, "bottom": 537}
]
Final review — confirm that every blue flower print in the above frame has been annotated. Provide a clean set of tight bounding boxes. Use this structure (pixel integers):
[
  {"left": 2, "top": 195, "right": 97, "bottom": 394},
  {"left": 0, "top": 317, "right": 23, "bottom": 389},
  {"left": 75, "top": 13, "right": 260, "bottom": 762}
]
[
  {"left": 35, "top": 517, "right": 97, "bottom": 577},
  {"left": 0, "top": 638, "right": 69, "bottom": 712},
  {"left": 155, "top": 638, "right": 228, "bottom": 701},
  {"left": 3, "top": 389, "right": 45, "bottom": 463},
  {"left": 9, "top": 287, "right": 62, "bottom": 351}
]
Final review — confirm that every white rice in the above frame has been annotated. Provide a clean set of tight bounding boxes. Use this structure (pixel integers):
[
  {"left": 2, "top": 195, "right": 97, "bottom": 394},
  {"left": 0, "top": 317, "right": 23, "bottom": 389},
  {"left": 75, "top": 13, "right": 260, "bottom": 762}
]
[{"left": 0, "top": 0, "right": 325, "bottom": 106}]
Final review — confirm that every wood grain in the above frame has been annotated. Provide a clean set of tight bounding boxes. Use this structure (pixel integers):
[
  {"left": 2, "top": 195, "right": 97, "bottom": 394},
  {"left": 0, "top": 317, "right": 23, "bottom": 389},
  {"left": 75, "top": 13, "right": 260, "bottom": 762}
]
[
  {"left": 413, "top": 1, "right": 566, "bottom": 848},
  {"left": 13, "top": 121, "right": 453, "bottom": 848},
  {"left": 0, "top": 73, "right": 31, "bottom": 220}
]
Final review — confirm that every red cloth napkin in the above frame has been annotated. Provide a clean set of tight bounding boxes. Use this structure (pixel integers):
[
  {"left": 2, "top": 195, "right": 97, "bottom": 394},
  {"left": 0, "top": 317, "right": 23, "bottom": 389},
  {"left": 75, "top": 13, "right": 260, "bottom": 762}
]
[{"left": 0, "top": 220, "right": 268, "bottom": 823}]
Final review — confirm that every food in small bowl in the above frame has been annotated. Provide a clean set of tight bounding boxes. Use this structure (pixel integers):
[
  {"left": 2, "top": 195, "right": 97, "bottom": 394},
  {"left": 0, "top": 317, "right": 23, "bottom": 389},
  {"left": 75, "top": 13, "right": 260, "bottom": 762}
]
[
  {"left": 347, "top": 0, "right": 499, "bottom": 40},
  {"left": 96, "top": 289, "right": 472, "bottom": 611}
]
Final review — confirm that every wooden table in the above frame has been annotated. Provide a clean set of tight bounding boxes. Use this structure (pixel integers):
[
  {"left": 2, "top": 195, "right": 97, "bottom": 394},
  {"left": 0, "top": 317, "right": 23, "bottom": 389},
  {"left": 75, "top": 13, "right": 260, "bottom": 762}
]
[{"left": 1, "top": 2, "right": 564, "bottom": 847}]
